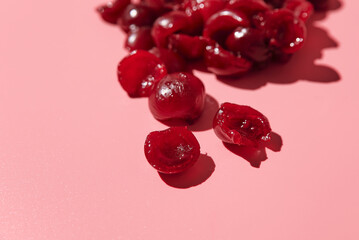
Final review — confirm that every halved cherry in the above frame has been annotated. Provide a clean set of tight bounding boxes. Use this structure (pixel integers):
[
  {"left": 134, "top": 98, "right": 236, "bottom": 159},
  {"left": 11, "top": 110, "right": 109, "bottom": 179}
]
[
  {"left": 203, "top": 9, "right": 250, "bottom": 46},
  {"left": 169, "top": 34, "right": 208, "bottom": 59},
  {"left": 144, "top": 127, "right": 200, "bottom": 174},
  {"left": 117, "top": 50, "right": 167, "bottom": 97},
  {"left": 204, "top": 41, "right": 252, "bottom": 76},
  {"left": 265, "top": 9, "right": 306, "bottom": 53},
  {"left": 213, "top": 102, "right": 272, "bottom": 147}
]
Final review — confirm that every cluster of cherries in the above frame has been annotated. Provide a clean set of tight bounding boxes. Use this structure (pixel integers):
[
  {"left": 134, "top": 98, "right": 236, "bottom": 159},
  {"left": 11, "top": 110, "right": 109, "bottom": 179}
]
[{"left": 97, "top": 0, "right": 327, "bottom": 174}]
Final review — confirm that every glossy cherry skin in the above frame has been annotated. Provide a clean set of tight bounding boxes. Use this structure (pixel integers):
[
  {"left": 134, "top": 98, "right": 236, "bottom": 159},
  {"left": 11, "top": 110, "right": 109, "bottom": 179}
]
[
  {"left": 151, "top": 11, "right": 195, "bottom": 47},
  {"left": 144, "top": 127, "right": 200, "bottom": 174},
  {"left": 204, "top": 42, "right": 252, "bottom": 76},
  {"left": 168, "top": 34, "right": 208, "bottom": 59},
  {"left": 96, "top": 0, "right": 131, "bottom": 24},
  {"left": 213, "top": 102, "right": 272, "bottom": 147},
  {"left": 149, "top": 47, "right": 187, "bottom": 73},
  {"left": 265, "top": 9, "right": 306, "bottom": 54},
  {"left": 144, "top": 0, "right": 184, "bottom": 10},
  {"left": 118, "top": 4, "right": 157, "bottom": 32},
  {"left": 149, "top": 72, "right": 205, "bottom": 123},
  {"left": 227, "top": 0, "right": 270, "bottom": 17},
  {"left": 203, "top": 9, "right": 250, "bottom": 45},
  {"left": 226, "top": 27, "right": 270, "bottom": 62},
  {"left": 183, "top": 0, "right": 228, "bottom": 22},
  {"left": 284, "top": 0, "right": 313, "bottom": 22},
  {"left": 117, "top": 50, "right": 167, "bottom": 97},
  {"left": 125, "top": 27, "right": 155, "bottom": 51}
]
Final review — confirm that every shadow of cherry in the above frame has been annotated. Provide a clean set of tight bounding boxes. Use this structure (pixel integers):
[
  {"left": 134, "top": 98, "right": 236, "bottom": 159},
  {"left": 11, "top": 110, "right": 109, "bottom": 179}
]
[
  {"left": 213, "top": 0, "right": 343, "bottom": 89},
  {"left": 159, "top": 154, "right": 215, "bottom": 188},
  {"left": 224, "top": 132, "right": 283, "bottom": 168},
  {"left": 189, "top": 94, "right": 219, "bottom": 132}
]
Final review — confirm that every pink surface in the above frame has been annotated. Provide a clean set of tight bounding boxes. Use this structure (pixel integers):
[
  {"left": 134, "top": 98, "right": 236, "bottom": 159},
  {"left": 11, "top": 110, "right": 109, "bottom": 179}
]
[{"left": 1, "top": 0, "right": 359, "bottom": 239}]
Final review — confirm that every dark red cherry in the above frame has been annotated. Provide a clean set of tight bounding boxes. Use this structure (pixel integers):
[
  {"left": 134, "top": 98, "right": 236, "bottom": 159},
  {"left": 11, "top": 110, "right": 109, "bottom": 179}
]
[
  {"left": 213, "top": 102, "right": 272, "bottom": 147},
  {"left": 149, "top": 47, "right": 187, "bottom": 73},
  {"left": 149, "top": 72, "right": 205, "bottom": 123},
  {"left": 125, "top": 27, "right": 155, "bottom": 51},
  {"left": 151, "top": 11, "right": 195, "bottom": 47},
  {"left": 117, "top": 50, "right": 167, "bottom": 97},
  {"left": 182, "top": 0, "right": 228, "bottom": 22},
  {"left": 284, "top": 0, "right": 313, "bottom": 22},
  {"left": 204, "top": 42, "right": 252, "bottom": 76},
  {"left": 144, "top": 127, "right": 200, "bottom": 174},
  {"left": 264, "top": 0, "right": 284, "bottom": 8},
  {"left": 118, "top": 4, "right": 157, "bottom": 32},
  {"left": 203, "top": 9, "right": 250, "bottom": 46},
  {"left": 96, "top": 0, "right": 131, "bottom": 24},
  {"left": 251, "top": 11, "right": 267, "bottom": 29},
  {"left": 144, "top": 0, "right": 184, "bottom": 10},
  {"left": 227, "top": 0, "right": 270, "bottom": 17},
  {"left": 225, "top": 27, "right": 270, "bottom": 62},
  {"left": 168, "top": 34, "right": 208, "bottom": 59},
  {"left": 265, "top": 9, "right": 306, "bottom": 53}
]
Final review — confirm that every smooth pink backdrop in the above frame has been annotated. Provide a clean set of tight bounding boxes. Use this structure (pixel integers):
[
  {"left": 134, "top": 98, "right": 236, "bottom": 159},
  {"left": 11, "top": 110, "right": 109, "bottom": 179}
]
[{"left": 1, "top": 0, "right": 358, "bottom": 239}]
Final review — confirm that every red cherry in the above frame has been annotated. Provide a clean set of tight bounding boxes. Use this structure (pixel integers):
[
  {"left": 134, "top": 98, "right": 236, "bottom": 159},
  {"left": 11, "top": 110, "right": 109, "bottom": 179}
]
[
  {"left": 149, "top": 72, "right": 205, "bottom": 123},
  {"left": 203, "top": 9, "right": 250, "bottom": 46},
  {"left": 225, "top": 27, "right": 271, "bottom": 62},
  {"left": 204, "top": 41, "right": 252, "bottom": 76},
  {"left": 96, "top": 0, "right": 131, "bottom": 24},
  {"left": 264, "top": 0, "right": 284, "bottom": 8},
  {"left": 213, "top": 102, "right": 272, "bottom": 147},
  {"left": 118, "top": 4, "right": 157, "bottom": 32},
  {"left": 125, "top": 27, "right": 155, "bottom": 51},
  {"left": 168, "top": 34, "right": 208, "bottom": 59},
  {"left": 151, "top": 11, "right": 194, "bottom": 47},
  {"left": 182, "top": 0, "right": 228, "bottom": 22},
  {"left": 144, "top": 127, "right": 200, "bottom": 174},
  {"left": 227, "top": 0, "right": 270, "bottom": 17},
  {"left": 284, "top": 0, "right": 313, "bottom": 22},
  {"left": 149, "top": 47, "right": 187, "bottom": 73},
  {"left": 117, "top": 50, "right": 167, "bottom": 97},
  {"left": 265, "top": 9, "right": 306, "bottom": 53}
]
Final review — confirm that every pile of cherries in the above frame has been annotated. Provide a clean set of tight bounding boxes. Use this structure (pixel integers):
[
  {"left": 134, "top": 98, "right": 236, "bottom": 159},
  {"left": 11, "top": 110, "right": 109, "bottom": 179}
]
[{"left": 97, "top": 0, "right": 327, "bottom": 174}]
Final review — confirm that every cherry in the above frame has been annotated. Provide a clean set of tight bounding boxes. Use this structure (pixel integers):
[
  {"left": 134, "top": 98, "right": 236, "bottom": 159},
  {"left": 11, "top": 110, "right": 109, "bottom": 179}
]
[
  {"left": 149, "top": 72, "right": 205, "bottom": 123},
  {"left": 264, "top": 0, "right": 285, "bottom": 8},
  {"left": 118, "top": 4, "right": 157, "bottom": 32},
  {"left": 96, "top": 0, "right": 131, "bottom": 24},
  {"left": 151, "top": 11, "right": 197, "bottom": 48},
  {"left": 213, "top": 102, "right": 272, "bottom": 147},
  {"left": 117, "top": 50, "right": 167, "bottom": 97},
  {"left": 144, "top": 127, "right": 200, "bottom": 174},
  {"left": 149, "top": 47, "right": 187, "bottom": 73},
  {"left": 265, "top": 9, "right": 306, "bottom": 53},
  {"left": 125, "top": 27, "right": 155, "bottom": 51},
  {"left": 226, "top": 27, "right": 271, "bottom": 62},
  {"left": 204, "top": 41, "right": 252, "bottom": 76},
  {"left": 144, "top": 0, "right": 184, "bottom": 10},
  {"left": 168, "top": 34, "right": 208, "bottom": 59},
  {"left": 227, "top": 0, "right": 270, "bottom": 17},
  {"left": 284, "top": 0, "right": 313, "bottom": 22},
  {"left": 183, "top": 0, "right": 228, "bottom": 22},
  {"left": 203, "top": 9, "right": 250, "bottom": 46}
]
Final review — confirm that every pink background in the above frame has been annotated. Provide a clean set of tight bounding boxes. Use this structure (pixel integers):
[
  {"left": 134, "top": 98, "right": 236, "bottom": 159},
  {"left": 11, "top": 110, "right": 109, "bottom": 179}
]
[{"left": 1, "top": 0, "right": 359, "bottom": 239}]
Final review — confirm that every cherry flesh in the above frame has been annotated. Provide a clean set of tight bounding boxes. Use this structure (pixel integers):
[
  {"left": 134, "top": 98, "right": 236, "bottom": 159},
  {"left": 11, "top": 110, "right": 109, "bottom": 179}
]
[{"left": 144, "top": 127, "right": 200, "bottom": 174}]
